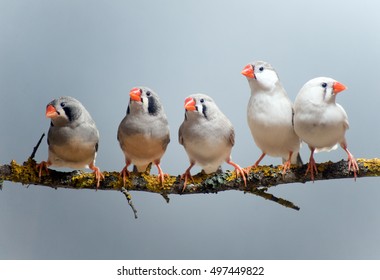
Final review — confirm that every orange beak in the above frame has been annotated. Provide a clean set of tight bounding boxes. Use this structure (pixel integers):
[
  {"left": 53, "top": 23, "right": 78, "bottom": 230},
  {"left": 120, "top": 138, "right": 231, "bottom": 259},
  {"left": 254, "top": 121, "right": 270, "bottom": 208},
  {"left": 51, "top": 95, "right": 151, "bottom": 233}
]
[
  {"left": 241, "top": 64, "right": 255, "bottom": 79},
  {"left": 184, "top": 97, "right": 196, "bottom": 111},
  {"left": 129, "top": 87, "right": 142, "bottom": 101},
  {"left": 333, "top": 81, "right": 347, "bottom": 94},
  {"left": 45, "top": 104, "right": 58, "bottom": 118}
]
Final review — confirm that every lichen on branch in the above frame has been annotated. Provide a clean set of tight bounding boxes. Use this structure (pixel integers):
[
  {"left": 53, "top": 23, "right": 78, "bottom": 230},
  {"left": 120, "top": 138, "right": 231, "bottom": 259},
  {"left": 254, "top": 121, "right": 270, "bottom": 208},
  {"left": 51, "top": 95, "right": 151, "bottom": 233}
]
[{"left": 1, "top": 157, "right": 379, "bottom": 214}]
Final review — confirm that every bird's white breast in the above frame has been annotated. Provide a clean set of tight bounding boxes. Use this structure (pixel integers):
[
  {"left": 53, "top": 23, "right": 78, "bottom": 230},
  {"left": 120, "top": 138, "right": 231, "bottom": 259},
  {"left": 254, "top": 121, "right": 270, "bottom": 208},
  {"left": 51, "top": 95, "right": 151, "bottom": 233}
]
[
  {"left": 247, "top": 93, "right": 300, "bottom": 158},
  {"left": 294, "top": 101, "right": 348, "bottom": 151}
]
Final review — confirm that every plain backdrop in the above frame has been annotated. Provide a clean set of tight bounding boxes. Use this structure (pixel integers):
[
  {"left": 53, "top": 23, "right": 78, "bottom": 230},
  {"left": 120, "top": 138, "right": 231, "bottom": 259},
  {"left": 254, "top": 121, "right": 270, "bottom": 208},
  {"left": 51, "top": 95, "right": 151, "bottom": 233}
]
[{"left": 1, "top": 0, "right": 380, "bottom": 259}]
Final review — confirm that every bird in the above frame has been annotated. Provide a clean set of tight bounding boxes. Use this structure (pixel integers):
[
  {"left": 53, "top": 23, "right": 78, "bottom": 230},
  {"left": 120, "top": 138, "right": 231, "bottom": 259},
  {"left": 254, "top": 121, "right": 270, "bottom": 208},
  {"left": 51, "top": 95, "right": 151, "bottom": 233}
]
[
  {"left": 241, "top": 61, "right": 302, "bottom": 175},
  {"left": 36, "top": 96, "right": 104, "bottom": 188},
  {"left": 117, "top": 86, "right": 170, "bottom": 186},
  {"left": 178, "top": 93, "right": 247, "bottom": 191},
  {"left": 293, "top": 77, "right": 358, "bottom": 181}
]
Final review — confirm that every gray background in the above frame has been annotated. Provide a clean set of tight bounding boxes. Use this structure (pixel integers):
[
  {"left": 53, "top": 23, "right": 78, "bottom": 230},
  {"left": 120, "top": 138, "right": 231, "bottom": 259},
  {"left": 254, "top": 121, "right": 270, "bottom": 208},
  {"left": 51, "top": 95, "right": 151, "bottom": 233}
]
[{"left": 1, "top": 0, "right": 379, "bottom": 259}]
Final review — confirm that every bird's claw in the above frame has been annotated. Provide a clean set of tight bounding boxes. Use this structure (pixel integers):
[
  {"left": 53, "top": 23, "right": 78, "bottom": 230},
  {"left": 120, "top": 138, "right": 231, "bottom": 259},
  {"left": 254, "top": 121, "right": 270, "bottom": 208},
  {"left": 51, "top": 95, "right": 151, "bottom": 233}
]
[
  {"left": 347, "top": 154, "right": 359, "bottom": 181},
  {"left": 181, "top": 171, "right": 194, "bottom": 192},
  {"left": 235, "top": 167, "right": 247, "bottom": 187},
  {"left": 282, "top": 160, "right": 291, "bottom": 176},
  {"left": 36, "top": 161, "right": 50, "bottom": 178},
  {"left": 244, "top": 163, "right": 258, "bottom": 174},
  {"left": 157, "top": 172, "right": 170, "bottom": 187},
  {"left": 342, "top": 147, "right": 358, "bottom": 181},
  {"left": 305, "top": 158, "right": 318, "bottom": 182},
  {"left": 120, "top": 166, "right": 130, "bottom": 187},
  {"left": 90, "top": 164, "right": 104, "bottom": 190},
  {"left": 154, "top": 163, "right": 167, "bottom": 187},
  {"left": 227, "top": 160, "right": 247, "bottom": 187}
]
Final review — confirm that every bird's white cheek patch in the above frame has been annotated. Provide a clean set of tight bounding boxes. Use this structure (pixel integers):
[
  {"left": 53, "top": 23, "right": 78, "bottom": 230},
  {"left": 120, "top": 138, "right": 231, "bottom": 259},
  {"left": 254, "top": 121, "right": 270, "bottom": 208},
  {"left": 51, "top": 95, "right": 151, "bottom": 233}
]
[
  {"left": 323, "top": 88, "right": 334, "bottom": 102},
  {"left": 132, "top": 99, "right": 147, "bottom": 111},
  {"left": 142, "top": 97, "right": 150, "bottom": 111}
]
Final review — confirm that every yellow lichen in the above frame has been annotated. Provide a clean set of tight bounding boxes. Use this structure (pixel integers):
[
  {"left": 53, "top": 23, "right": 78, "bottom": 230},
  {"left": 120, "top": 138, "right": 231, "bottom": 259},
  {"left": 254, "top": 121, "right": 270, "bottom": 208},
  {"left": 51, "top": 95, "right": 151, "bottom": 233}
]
[
  {"left": 10, "top": 159, "right": 41, "bottom": 184},
  {"left": 262, "top": 165, "right": 278, "bottom": 177},
  {"left": 191, "top": 172, "right": 210, "bottom": 184},
  {"left": 244, "top": 165, "right": 279, "bottom": 178},
  {"left": 358, "top": 158, "right": 380, "bottom": 176},
  {"left": 316, "top": 161, "right": 333, "bottom": 173},
  {"left": 71, "top": 172, "right": 94, "bottom": 188},
  {"left": 104, "top": 171, "right": 125, "bottom": 190},
  {"left": 141, "top": 173, "right": 176, "bottom": 193},
  {"left": 163, "top": 176, "right": 177, "bottom": 189},
  {"left": 225, "top": 170, "right": 238, "bottom": 182}
]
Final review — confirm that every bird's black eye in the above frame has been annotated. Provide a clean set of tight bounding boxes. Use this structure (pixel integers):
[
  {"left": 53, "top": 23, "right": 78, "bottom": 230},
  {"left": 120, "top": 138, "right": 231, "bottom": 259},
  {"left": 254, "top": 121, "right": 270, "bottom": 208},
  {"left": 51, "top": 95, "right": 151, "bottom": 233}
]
[
  {"left": 146, "top": 91, "right": 151, "bottom": 97},
  {"left": 259, "top": 66, "right": 264, "bottom": 71},
  {"left": 200, "top": 98, "right": 205, "bottom": 103},
  {"left": 60, "top": 102, "right": 66, "bottom": 107},
  {"left": 321, "top": 82, "right": 327, "bottom": 88}
]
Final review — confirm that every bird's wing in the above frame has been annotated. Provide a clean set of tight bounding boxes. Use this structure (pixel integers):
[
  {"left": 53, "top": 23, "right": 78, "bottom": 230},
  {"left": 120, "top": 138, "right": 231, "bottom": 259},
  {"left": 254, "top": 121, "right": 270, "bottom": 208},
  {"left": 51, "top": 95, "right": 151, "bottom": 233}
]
[{"left": 337, "top": 103, "right": 349, "bottom": 130}]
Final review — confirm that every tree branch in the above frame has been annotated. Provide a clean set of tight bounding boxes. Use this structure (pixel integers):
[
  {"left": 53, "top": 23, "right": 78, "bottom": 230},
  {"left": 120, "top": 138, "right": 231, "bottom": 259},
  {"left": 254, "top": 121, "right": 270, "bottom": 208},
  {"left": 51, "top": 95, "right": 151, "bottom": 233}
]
[{"left": 1, "top": 157, "right": 379, "bottom": 215}]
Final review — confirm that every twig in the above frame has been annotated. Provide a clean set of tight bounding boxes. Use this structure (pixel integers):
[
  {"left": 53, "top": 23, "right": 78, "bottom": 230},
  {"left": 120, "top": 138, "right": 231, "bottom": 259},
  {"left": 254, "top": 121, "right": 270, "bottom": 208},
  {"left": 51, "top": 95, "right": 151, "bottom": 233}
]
[
  {"left": 121, "top": 187, "right": 138, "bottom": 219},
  {"left": 30, "top": 133, "right": 45, "bottom": 160},
  {"left": 160, "top": 193, "right": 170, "bottom": 203}
]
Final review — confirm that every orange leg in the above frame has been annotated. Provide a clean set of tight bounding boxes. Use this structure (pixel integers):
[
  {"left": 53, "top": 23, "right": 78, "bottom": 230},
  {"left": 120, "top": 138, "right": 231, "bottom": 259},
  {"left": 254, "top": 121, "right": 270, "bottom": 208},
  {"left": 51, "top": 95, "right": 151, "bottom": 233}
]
[
  {"left": 120, "top": 160, "right": 131, "bottom": 187},
  {"left": 341, "top": 145, "right": 358, "bottom": 180},
  {"left": 282, "top": 151, "right": 293, "bottom": 175},
  {"left": 154, "top": 160, "right": 167, "bottom": 186},
  {"left": 305, "top": 147, "right": 317, "bottom": 182},
  {"left": 181, "top": 161, "right": 195, "bottom": 192},
  {"left": 246, "top": 152, "right": 266, "bottom": 173},
  {"left": 36, "top": 160, "right": 51, "bottom": 178},
  {"left": 89, "top": 162, "right": 104, "bottom": 190},
  {"left": 227, "top": 159, "right": 247, "bottom": 187}
]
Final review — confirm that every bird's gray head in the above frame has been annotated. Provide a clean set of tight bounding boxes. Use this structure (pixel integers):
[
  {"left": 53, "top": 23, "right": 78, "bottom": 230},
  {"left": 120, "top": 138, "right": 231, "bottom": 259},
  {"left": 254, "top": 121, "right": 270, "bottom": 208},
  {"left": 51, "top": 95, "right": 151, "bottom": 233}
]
[
  {"left": 127, "top": 86, "right": 163, "bottom": 116},
  {"left": 300, "top": 77, "right": 347, "bottom": 104},
  {"left": 45, "top": 96, "right": 85, "bottom": 127},
  {"left": 241, "top": 60, "right": 280, "bottom": 92},
  {"left": 183, "top": 93, "right": 220, "bottom": 120}
]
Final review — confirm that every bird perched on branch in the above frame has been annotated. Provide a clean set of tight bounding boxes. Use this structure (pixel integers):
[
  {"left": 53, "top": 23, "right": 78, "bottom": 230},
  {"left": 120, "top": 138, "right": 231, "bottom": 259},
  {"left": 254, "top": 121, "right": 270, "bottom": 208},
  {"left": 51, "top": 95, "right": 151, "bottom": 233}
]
[
  {"left": 117, "top": 86, "right": 170, "bottom": 186},
  {"left": 293, "top": 77, "right": 358, "bottom": 181},
  {"left": 178, "top": 93, "right": 247, "bottom": 191},
  {"left": 241, "top": 61, "right": 302, "bottom": 174},
  {"left": 37, "top": 96, "right": 104, "bottom": 188}
]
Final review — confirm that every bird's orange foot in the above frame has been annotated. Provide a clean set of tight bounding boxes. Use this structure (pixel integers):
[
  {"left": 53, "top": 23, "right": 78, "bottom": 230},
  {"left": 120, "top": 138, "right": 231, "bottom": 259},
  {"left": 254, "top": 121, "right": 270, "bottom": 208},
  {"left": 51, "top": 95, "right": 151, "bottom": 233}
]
[
  {"left": 246, "top": 153, "right": 266, "bottom": 174},
  {"left": 36, "top": 161, "right": 50, "bottom": 178},
  {"left": 347, "top": 153, "right": 359, "bottom": 181},
  {"left": 154, "top": 162, "right": 167, "bottom": 187},
  {"left": 282, "top": 160, "right": 291, "bottom": 176},
  {"left": 181, "top": 162, "right": 195, "bottom": 192},
  {"left": 227, "top": 160, "right": 247, "bottom": 187},
  {"left": 305, "top": 158, "right": 318, "bottom": 182},
  {"left": 90, "top": 164, "right": 104, "bottom": 190},
  {"left": 156, "top": 172, "right": 168, "bottom": 187},
  {"left": 181, "top": 171, "right": 194, "bottom": 192},
  {"left": 244, "top": 164, "right": 256, "bottom": 174},
  {"left": 120, "top": 166, "right": 130, "bottom": 187},
  {"left": 158, "top": 173, "right": 170, "bottom": 186}
]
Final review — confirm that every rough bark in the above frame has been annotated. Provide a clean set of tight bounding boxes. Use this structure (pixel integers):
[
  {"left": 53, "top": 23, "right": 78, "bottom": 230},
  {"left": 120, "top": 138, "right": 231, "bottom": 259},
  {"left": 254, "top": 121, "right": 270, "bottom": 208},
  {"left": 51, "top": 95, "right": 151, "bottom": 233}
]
[{"left": 1, "top": 157, "right": 379, "bottom": 217}]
